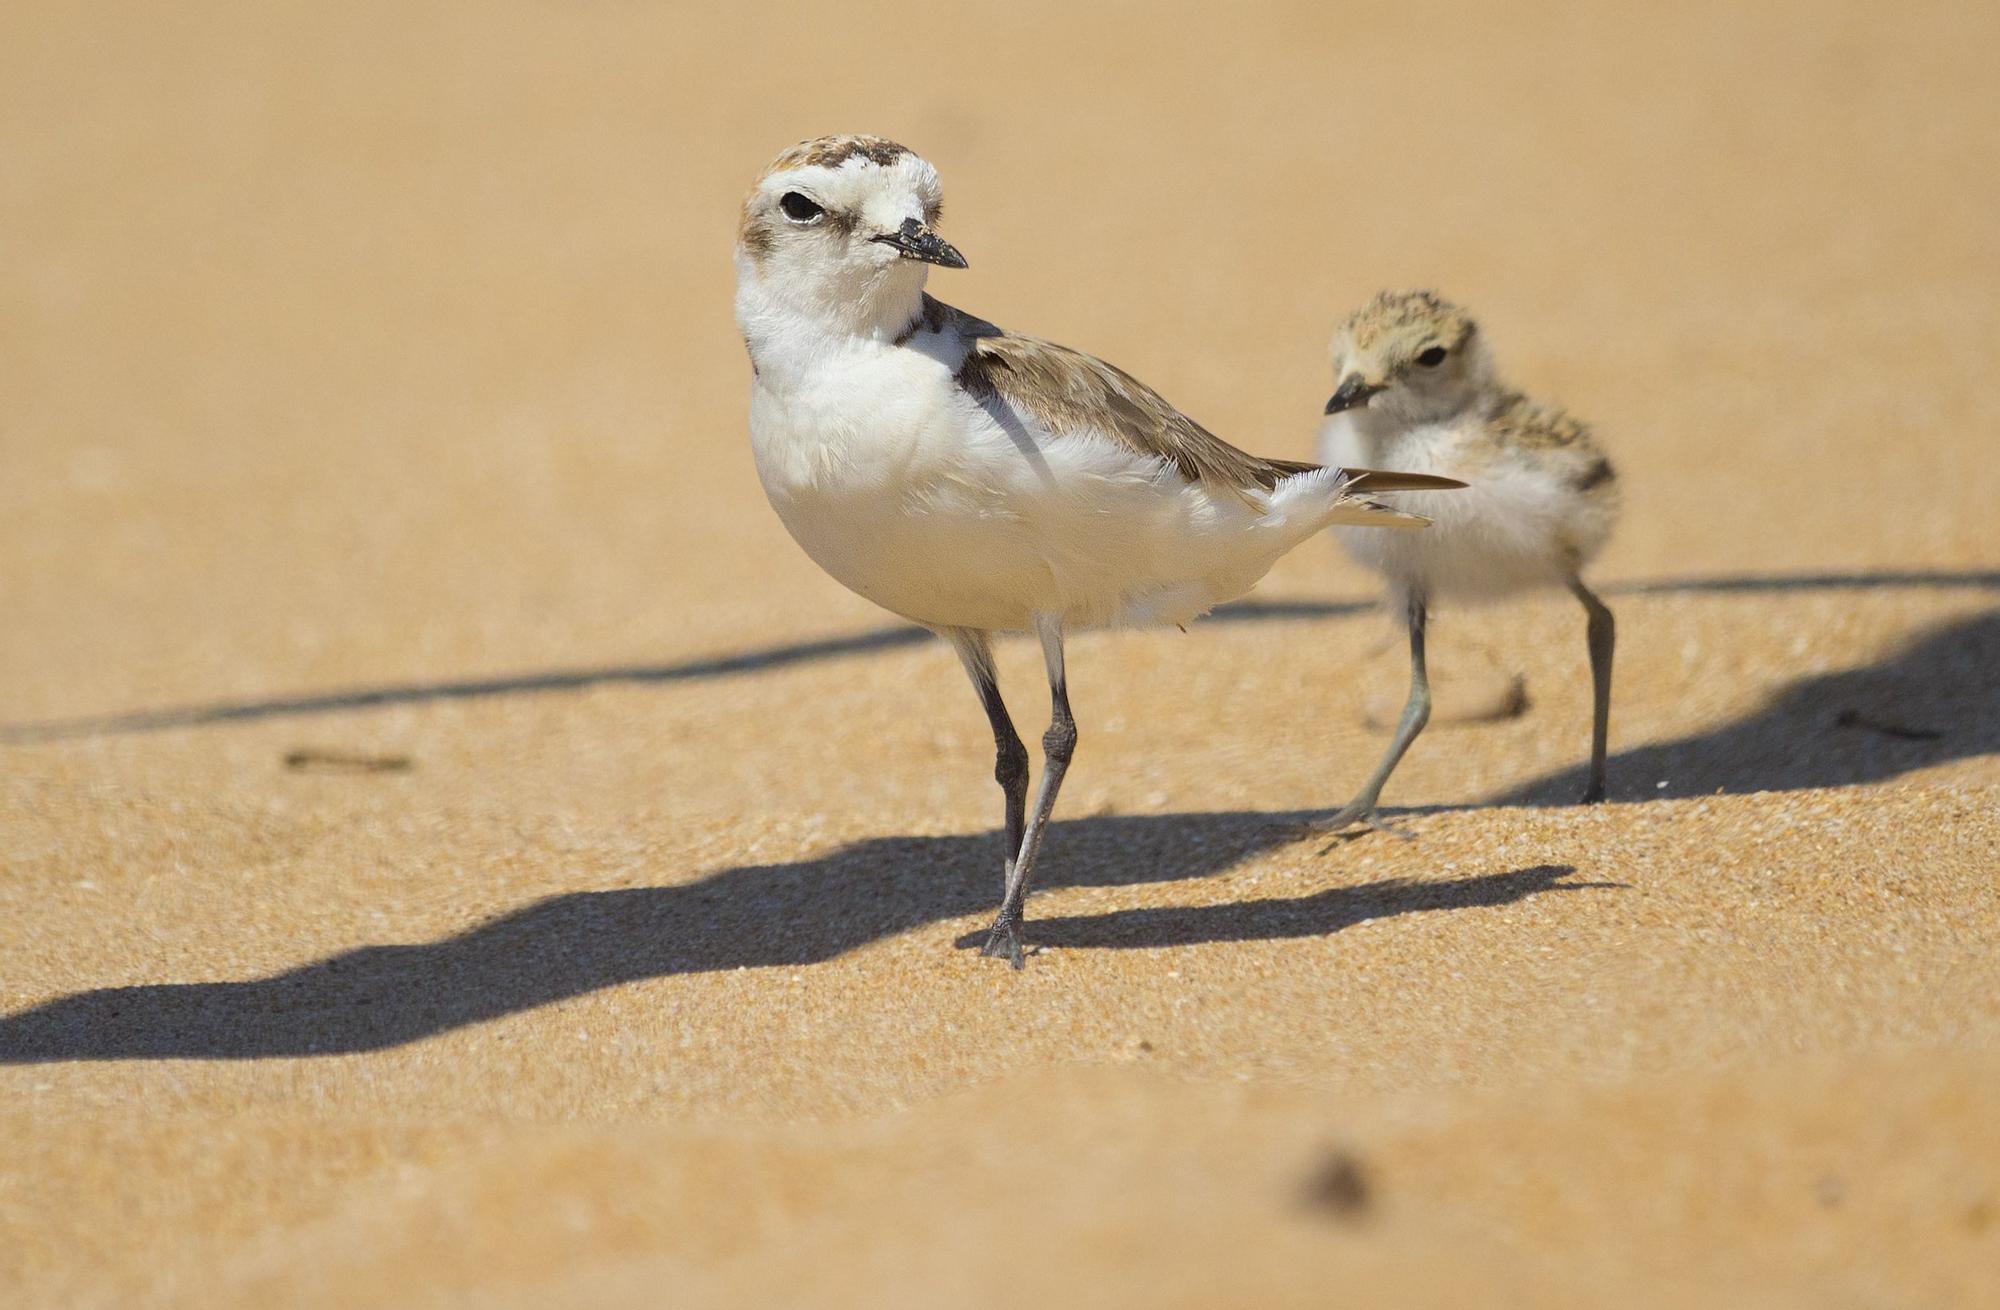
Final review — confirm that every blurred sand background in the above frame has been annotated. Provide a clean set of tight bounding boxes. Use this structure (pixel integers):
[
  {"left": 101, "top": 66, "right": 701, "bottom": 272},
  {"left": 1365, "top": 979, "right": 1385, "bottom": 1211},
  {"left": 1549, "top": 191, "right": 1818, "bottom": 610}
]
[{"left": 3, "top": 1, "right": 1998, "bottom": 1304}]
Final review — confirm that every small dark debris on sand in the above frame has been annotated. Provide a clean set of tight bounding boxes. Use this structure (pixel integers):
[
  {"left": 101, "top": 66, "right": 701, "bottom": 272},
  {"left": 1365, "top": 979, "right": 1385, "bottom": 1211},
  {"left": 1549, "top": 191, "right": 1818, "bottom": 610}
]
[
  {"left": 1297, "top": 1148, "right": 1372, "bottom": 1221},
  {"left": 283, "top": 749, "right": 414, "bottom": 774}
]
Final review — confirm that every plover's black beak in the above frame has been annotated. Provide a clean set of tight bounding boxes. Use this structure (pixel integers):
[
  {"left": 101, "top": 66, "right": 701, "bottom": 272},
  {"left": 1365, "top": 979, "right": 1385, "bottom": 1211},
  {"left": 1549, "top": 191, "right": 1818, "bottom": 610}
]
[
  {"left": 871, "top": 218, "right": 968, "bottom": 269},
  {"left": 1324, "top": 375, "right": 1384, "bottom": 415}
]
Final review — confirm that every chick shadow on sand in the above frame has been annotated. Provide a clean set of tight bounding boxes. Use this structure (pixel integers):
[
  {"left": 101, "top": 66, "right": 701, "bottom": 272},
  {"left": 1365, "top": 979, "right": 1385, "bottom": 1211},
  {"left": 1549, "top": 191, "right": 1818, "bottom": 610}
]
[
  {"left": 1495, "top": 604, "right": 2000, "bottom": 806},
  {"left": 0, "top": 805, "right": 1599, "bottom": 1063}
]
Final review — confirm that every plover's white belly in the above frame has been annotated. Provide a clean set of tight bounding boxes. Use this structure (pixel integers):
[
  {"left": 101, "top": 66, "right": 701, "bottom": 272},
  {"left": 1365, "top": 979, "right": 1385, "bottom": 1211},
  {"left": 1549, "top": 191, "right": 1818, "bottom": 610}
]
[
  {"left": 757, "top": 464, "right": 1054, "bottom": 632},
  {"left": 753, "top": 364, "right": 1279, "bottom": 632}
]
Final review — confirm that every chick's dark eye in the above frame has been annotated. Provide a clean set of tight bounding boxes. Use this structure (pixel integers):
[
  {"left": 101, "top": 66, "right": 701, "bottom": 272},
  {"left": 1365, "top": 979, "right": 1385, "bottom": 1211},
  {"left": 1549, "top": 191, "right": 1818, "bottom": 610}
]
[
  {"left": 1416, "top": 346, "right": 1448, "bottom": 368},
  {"left": 779, "top": 191, "right": 824, "bottom": 223}
]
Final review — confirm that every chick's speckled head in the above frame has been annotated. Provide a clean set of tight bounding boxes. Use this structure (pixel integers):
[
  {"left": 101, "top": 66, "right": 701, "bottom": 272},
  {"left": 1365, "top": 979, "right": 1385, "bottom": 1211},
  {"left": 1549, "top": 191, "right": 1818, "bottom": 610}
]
[{"left": 1326, "top": 289, "right": 1492, "bottom": 424}]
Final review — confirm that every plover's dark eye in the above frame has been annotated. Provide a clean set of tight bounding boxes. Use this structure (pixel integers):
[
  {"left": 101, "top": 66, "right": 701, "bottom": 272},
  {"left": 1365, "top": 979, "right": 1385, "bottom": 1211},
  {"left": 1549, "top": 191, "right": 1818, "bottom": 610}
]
[
  {"left": 1416, "top": 346, "right": 1448, "bottom": 368},
  {"left": 779, "top": 192, "right": 824, "bottom": 223}
]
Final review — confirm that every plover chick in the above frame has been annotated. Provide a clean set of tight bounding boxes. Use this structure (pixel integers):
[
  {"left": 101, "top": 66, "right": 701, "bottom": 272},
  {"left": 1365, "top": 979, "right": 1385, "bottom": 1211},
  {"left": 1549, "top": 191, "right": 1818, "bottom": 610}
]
[
  {"left": 734, "top": 136, "right": 1462, "bottom": 966},
  {"left": 1316, "top": 289, "right": 1619, "bottom": 832}
]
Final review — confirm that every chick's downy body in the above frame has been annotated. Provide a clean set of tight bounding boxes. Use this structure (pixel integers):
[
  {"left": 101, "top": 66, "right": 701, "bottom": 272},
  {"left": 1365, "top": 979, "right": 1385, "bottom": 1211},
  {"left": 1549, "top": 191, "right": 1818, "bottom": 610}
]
[{"left": 1318, "top": 296, "right": 1619, "bottom": 607}]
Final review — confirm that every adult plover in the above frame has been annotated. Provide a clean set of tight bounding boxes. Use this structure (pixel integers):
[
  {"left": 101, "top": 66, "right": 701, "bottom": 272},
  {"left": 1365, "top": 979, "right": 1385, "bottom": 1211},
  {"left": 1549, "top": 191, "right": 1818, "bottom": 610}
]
[
  {"left": 734, "top": 137, "right": 1462, "bottom": 965},
  {"left": 1316, "top": 289, "right": 1619, "bottom": 832}
]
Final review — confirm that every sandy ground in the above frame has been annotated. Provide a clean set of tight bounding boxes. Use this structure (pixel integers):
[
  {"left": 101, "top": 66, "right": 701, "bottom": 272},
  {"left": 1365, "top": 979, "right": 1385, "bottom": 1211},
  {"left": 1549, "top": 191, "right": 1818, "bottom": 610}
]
[{"left": 3, "top": 1, "right": 1998, "bottom": 1305}]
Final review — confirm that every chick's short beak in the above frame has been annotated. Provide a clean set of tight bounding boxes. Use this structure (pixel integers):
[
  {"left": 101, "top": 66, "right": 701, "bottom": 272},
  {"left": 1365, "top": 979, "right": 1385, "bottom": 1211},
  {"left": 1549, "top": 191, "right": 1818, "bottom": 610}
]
[
  {"left": 870, "top": 217, "right": 968, "bottom": 269},
  {"left": 1324, "top": 374, "right": 1386, "bottom": 415}
]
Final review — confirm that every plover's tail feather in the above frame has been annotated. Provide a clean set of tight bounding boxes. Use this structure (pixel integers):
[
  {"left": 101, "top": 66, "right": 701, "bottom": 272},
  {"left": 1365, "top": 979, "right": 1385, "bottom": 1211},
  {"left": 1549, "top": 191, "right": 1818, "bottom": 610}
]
[
  {"left": 1321, "top": 495, "right": 1434, "bottom": 529},
  {"left": 1264, "top": 466, "right": 1450, "bottom": 532},
  {"left": 1340, "top": 468, "right": 1468, "bottom": 494}
]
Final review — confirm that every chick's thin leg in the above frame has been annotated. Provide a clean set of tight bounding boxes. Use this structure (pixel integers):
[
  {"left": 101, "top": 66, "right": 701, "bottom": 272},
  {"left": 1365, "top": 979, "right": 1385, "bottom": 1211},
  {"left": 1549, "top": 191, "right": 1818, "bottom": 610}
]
[
  {"left": 1317, "top": 593, "right": 1431, "bottom": 838},
  {"left": 1569, "top": 577, "right": 1615, "bottom": 803}
]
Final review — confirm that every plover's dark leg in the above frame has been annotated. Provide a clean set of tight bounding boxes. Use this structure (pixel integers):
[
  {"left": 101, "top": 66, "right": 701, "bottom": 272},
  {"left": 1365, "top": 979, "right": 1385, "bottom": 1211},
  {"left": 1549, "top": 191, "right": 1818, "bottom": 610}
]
[
  {"left": 981, "top": 618, "right": 1074, "bottom": 969},
  {"left": 948, "top": 629, "right": 1029, "bottom": 898},
  {"left": 1316, "top": 592, "right": 1431, "bottom": 838},
  {"left": 1568, "top": 577, "right": 1615, "bottom": 803}
]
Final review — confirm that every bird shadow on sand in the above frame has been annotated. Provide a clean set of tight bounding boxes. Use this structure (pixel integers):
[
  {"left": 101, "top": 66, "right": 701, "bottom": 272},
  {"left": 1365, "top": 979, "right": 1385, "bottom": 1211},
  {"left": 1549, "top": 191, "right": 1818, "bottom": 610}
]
[
  {"left": 962, "top": 862, "right": 1597, "bottom": 952},
  {"left": 0, "top": 811, "right": 1600, "bottom": 1063},
  {"left": 1496, "top": 605, "right": 2000, "bottom": 805},
  {"left": 0, "top": 569, "right": 1988, "bottom": 1063},
  {"left": 6, "top": 568, "right": 1994, "bottom": 745}
]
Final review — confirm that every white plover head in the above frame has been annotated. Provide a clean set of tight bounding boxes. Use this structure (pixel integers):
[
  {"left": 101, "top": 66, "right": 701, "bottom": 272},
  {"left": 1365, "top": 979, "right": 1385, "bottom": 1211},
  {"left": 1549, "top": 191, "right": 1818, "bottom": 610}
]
[{"left": 736, "top": 135, "right": 962, "bottom": 328}]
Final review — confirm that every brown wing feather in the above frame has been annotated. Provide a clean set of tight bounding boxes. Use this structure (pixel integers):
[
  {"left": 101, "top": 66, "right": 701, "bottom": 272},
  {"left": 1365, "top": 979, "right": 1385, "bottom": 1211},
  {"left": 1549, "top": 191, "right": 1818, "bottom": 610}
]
[{"left": 928, "top": 296, "right": 1307, "bottom": 497}]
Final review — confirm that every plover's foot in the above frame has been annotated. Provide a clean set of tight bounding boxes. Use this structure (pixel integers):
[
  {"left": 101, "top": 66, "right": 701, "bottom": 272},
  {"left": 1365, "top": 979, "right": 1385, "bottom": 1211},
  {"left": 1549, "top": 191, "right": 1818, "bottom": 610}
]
[
  {"left": 1578, "top": 782, "right": 1606, "bottom": 805},
  {"left": 1295, "top": 804, "right": 1416, "bottom": 843},
  {"left": 979, "top": 915, "right": 1027, "bottom": 970}
]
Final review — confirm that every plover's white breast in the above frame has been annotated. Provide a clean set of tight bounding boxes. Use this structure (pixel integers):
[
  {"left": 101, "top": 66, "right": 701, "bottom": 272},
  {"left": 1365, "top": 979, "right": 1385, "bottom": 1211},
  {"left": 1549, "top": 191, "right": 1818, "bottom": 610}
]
[{"left": 750, "top": 332, "right": 1007, "bottom": 628}]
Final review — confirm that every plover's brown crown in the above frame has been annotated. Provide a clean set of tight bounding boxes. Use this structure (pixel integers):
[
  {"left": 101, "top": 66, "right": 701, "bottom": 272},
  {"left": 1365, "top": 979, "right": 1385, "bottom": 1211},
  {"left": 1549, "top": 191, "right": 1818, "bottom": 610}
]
[{"left": 758, "top": 134, "right": 912, "bottom": 178}]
